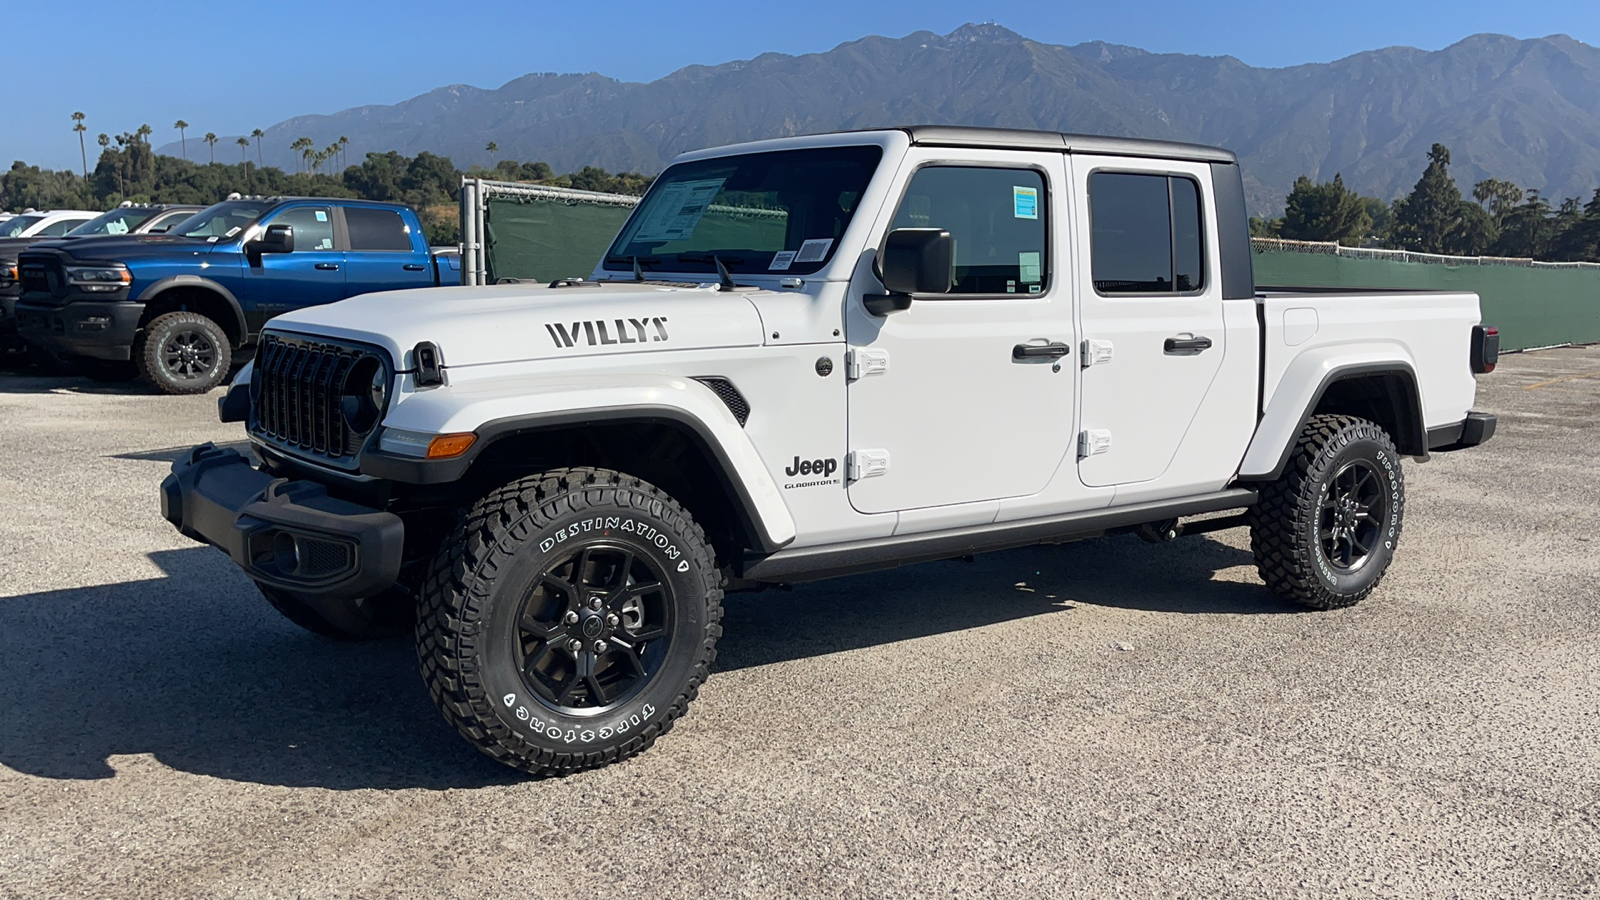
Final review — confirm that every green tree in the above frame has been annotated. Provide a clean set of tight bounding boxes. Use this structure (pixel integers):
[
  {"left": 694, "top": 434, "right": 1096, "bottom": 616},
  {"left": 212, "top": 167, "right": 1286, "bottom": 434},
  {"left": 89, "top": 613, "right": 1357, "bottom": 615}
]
[
  {"left": 174, "top": 119, "right": 190, "bottom": 161},
  {"left": 486, "top": 141, "right": 498, "bottom": 163},
  {"left": 338, "top": 135, "right": 349, "bottom": 170},
  {"left": 204, "top": 132, "right": 219, "bottom": 165},
  {"left": 1387, "top": 143, "right": 1492, "bottom": 255},
  {"left": 1280, "top": 173, "right": 1372, "bottom": 245},
  {"left": 1491, "top": 191, "right": 1554, "bottom": 258},
  {"left": 236, "top": 136, "right": 250, "bottom": 163},
  {"left": 72, "top": 112, "right": 88, "bottom": 179},
  {"left": 1472, "top": 178, "right": 1522, "bottom": 231},
  {"left": 251, "top": 128, "right": 264, "bottom": 168}
]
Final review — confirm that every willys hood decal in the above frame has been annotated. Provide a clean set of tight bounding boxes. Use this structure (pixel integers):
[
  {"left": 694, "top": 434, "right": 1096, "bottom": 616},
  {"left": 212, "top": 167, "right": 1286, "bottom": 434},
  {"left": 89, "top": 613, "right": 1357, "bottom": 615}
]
[{"left": 267, "top": 281, "right": 769, "bottom": 368}]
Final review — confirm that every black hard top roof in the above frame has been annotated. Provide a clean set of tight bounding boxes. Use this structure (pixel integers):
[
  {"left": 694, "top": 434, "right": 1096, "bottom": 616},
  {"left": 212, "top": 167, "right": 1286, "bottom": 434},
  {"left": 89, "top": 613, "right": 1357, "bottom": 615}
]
[{"left": 854, "top": 126, "right": 1236, "bottom": 164}]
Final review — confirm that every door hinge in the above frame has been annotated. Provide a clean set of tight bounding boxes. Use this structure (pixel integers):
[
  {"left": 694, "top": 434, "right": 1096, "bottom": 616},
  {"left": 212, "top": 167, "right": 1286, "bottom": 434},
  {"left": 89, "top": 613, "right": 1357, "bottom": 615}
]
[
  {"left": 847, "top": 449, "right": 891, "bottom": 481},
  {"left": 1078, "top": 429, "right": 1112, "bottom": 459},
  {"left": 1080, "top": 339, "right": 1114, "bottom": 368},
  {"left": 845, "top": 348, "right": 890, "bottom": 381}
]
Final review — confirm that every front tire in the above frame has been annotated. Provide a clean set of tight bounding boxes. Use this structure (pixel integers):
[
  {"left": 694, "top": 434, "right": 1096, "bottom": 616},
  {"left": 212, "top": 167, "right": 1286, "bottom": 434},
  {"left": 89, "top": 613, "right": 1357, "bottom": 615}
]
[
  {"left": 1249, "top": 414, "right": 1405, "bottom": 610},
  {"left": 139, "top": 311, "right": 232, "bottom": 394},
  {"left": 417, "top": 467, "right": 722, "bottom": 776}
]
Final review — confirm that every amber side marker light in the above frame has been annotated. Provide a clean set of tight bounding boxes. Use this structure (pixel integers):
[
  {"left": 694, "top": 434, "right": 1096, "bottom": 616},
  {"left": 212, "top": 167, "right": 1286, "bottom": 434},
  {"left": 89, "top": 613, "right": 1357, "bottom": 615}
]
[{"left": 426, "top": 433, "right": 477, "bottom": 459}]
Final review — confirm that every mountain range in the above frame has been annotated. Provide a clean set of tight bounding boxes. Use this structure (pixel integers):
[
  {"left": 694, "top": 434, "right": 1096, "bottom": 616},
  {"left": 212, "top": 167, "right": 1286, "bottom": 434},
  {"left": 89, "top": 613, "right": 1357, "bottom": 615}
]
[{"left": 156, "top": 24, "right": 1600, "bottom": 215}]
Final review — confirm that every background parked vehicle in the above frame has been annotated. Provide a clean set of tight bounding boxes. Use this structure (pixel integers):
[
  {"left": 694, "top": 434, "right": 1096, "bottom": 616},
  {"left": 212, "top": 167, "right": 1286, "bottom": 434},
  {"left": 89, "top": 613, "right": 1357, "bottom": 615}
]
[
  {"left": 59, "top": 203, "right": 203, "bottom": 240},
  {"left": 15, "top": 197, "right": 459, "bottom": 392},
  {"left": 1, "top": 209, "right": 105, "bottom": 353}
]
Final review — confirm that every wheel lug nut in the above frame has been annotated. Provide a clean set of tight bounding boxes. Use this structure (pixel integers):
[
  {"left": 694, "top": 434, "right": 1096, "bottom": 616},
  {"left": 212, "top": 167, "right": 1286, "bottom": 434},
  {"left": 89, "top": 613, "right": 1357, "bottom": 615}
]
[
  {"left": 593, "top": 640, "right": 607, "bottom": 653},
  {"left": 589, "top": 597, "right": 603, "bottom": 611},
  {"left": 606, "top": 614, "right": 618, "bottom": 627},
  {"left": 567, "top": 639, "right": 583, "bottom": 653},
  {"left": 564, "top": 611, "right": 579, "bottom": 625}
]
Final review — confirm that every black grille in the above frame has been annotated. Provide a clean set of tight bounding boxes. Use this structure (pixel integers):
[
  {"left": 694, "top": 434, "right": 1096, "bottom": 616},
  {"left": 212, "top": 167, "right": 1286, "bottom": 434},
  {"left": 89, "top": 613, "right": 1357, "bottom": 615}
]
[
  {"left": 692, "top": 376, "right": 750, "bottom": 426},
  {"left": 17, "top": 254, "right": 60, "bottom": 296},
  {"left": 251, "top": 334, "right": 385, "bottom": 460}
]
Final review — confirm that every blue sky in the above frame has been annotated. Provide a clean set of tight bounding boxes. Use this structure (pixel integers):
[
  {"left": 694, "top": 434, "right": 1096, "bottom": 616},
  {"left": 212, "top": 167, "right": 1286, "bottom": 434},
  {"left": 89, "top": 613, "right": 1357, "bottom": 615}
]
[{"left": 7, "top": 0, "right": 1597, "bottom": 171}]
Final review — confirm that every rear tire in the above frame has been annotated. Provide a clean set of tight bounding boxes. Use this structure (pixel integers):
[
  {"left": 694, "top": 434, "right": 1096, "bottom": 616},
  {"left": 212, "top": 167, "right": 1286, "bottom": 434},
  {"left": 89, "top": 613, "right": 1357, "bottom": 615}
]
[
  {"left": 139, "top": 311, "right": 232, "bottom": 394},
  {"left": 417, "top": 467, "right": 722, "bottom": 776},
  {"left": 1249, "top": 414, "right": 1405, "bottom": 610}
]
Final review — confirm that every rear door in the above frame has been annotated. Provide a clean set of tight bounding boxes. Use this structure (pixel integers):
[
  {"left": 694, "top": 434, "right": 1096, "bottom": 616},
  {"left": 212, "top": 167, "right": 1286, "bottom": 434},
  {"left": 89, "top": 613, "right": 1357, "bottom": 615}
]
[
  {"left": 845, "top": 149, "right": 1079, "bottom": 514},
  {"left": 242, "top": 203, "right": 346, "bottom": 331},
  {"left": 1070, "top": 156, "right": 1235, "bottom": 491},
  {"left": 338, "top": 206, "right": 436, "bottom": 293}
]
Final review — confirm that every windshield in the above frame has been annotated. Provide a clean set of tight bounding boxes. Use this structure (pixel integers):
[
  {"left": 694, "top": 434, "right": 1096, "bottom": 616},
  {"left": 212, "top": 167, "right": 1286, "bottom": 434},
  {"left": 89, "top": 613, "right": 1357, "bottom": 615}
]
[
  {"left": 602, "top": 145, "right": 883, "bottom": 276},
  {"left": 0, "top": 215, "right": 44, "bottom": 238},
  {"left": 66, "top": 208, "right": 161, "bottom": 237},
  {"left": 171, "top": 200, "right": 273, "bottom": 240}
]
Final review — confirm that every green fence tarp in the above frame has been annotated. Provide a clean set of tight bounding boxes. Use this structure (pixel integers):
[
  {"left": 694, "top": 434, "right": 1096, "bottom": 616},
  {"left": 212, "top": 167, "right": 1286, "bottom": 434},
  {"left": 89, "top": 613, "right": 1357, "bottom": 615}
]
[
  {"left": 1254, "top": 249, "right": 1600, "bottom": 352},
  {"left": 483, "top": 196, "right": 635, "bottom": 283},
  {"left": 479, "top": 191, "right": 1600, "bottom": 352}
]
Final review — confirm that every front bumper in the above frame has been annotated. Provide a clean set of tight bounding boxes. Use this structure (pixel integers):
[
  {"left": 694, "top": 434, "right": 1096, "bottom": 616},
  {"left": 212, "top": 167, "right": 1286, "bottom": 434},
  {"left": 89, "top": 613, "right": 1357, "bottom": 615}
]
[
  {"left": 160, "top": 443, "right": 404, "bottom": 600},
  {"left": 15, "top": 298, "right": 143, "bottom": 360}
]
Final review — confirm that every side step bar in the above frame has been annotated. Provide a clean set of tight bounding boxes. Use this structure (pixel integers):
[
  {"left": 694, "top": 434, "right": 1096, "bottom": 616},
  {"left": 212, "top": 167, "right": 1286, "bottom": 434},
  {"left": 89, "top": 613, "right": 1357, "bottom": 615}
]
[{"left": 739, "top": 488, "right": 1258, "bottom": 583}]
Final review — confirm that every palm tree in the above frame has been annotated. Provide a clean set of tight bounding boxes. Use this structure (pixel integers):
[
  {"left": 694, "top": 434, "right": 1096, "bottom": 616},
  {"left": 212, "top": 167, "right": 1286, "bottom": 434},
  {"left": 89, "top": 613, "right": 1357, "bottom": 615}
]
[
  {"left": 72, "top": 112, "right": 88, "bottom": 178},
  {"left": 98, "top": 133, "right": 118, "bottom": 195},
  {"left": 237, "top": 136, "right": 250, "bottom": 163},
  {"left": 292, "top": 137, "right": 313, "bottom": 174},
  {"left": 251, "top": 128, "right": 264, "bottom": 168},
  {"left": 338, "top": 135, "right": 349, "bottom": 169},
  {"left": 204, "top": 133, "right": 218, "bottom": 164},
  {"left": 136, "top": 123, "right": 153, "bottom": 144},
  {"left": 486, "top": 140, "right": 498, "bottom": 164},
  {"left": 174, "top": 120, "right": 189, "bottom": 160},
  {"left": 323, "top": 143, "right": 339, "bottom": 175}
]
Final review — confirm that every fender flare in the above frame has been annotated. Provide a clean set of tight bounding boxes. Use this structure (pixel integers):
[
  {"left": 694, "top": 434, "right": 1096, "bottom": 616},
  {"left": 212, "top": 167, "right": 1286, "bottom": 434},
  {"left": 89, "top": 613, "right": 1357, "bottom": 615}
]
[
  {"left": 360, "top": 373, "right": 797, "bottom": 552},
  {"left": 1239, "top": 345, "right": 1426, "bottom": 481},
  {"left": 136, "top": 276, "right": 250, "bottom": 345}
]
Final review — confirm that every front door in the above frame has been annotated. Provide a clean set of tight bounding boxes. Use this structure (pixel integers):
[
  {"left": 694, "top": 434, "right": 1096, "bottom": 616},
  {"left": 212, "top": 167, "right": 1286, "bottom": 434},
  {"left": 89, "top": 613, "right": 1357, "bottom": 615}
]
[
  {"left": 1070, "top": 156, "right": 1228, "bottom": 489},
  {"left": 242, "top": 204, "right": 345, "bottom": 332},
  {"left": 845, "top": 150, "right": 1078, "bottom": 515}
]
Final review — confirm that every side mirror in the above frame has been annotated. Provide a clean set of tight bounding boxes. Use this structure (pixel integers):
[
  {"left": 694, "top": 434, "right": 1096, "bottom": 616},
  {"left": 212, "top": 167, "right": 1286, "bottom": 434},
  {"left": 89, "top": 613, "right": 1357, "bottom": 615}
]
[
  {"left": 253, "top": 223, "right": 294, "bottom": 255},
  {"left": 867, "top": 228, "right": 953, "bottom": 315}
]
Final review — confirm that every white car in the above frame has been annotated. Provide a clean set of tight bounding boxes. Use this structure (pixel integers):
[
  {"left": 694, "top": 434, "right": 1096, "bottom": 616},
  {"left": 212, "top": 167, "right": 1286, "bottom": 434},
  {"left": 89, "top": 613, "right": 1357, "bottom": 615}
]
[
  {"left": 163, "top": 126, "right": 1499, "bottom": 776},
  {"left": 0, "top": 209, "right": 99, "bottom": 239}
]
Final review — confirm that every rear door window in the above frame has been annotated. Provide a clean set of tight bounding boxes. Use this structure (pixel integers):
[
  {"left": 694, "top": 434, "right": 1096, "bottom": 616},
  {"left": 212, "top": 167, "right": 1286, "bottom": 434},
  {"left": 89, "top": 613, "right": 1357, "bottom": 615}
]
[
  {"left": 345, "top": 207, "right": 414, "bottom": 252},
  {"left": 1088, "top": 172, "right": 1205, "bottom": 294}
]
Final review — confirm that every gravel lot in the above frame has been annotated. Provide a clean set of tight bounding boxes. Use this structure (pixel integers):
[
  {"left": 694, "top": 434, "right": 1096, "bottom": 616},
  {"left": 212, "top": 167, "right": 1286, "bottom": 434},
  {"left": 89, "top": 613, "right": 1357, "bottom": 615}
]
[{"left": 0, "top": 347, "right": 1596, "bottom": 899}]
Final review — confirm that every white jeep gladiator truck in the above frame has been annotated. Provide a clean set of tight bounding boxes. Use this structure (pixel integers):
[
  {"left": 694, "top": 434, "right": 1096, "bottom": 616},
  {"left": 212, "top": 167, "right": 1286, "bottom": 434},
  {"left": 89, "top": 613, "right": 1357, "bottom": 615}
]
[{"left": 161, "top": 127, "right": 1499, "bottom": 776}]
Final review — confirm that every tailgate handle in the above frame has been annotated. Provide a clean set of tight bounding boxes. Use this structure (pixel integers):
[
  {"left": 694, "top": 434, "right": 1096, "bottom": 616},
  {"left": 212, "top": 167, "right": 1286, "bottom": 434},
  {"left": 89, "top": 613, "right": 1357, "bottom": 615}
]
[
  {"left": 403, "top": 264, "right": 427, "bottom": 271},
  {"left": 1164, "top": 335, "right": 1213, "bottom": 354}
]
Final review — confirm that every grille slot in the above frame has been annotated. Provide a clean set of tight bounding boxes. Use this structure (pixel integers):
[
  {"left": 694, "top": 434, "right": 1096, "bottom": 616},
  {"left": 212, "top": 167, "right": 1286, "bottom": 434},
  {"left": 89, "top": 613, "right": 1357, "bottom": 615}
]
[
  {"left": 692, "top": 376, "right": 750, "bottom": 426},
  {"left": 251, "top": 334, "right": 383, "bottom": 461}
]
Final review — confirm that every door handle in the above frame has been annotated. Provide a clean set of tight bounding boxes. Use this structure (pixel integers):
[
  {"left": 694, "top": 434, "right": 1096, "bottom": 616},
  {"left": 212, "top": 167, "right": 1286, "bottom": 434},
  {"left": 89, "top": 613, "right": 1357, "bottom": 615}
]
[
  {"left": 1013, "top": 341, "right": 1072, "bottom": 360},
  {"left": 1164, "top": 335, "right": 1213, "bottom": 353},
  {"left": 403, "top": 264, "right": 426, "bottom": 271},
  {"left": 314, "top": 263, "right": 340, "bottom": 271}
]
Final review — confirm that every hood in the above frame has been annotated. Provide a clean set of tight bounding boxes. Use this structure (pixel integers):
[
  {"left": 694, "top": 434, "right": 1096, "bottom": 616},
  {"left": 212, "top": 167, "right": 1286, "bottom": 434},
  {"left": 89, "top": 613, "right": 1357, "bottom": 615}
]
[
  {"left": 43, "top": 234, "right": 216, "bottom": 263},
  {"left": 268, "top": 281, "right": 771, "bottom": 368}
]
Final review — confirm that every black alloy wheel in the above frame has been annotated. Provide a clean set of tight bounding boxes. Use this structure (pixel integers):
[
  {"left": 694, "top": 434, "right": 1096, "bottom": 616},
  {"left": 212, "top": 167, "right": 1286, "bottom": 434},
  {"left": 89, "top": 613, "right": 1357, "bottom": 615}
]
[
  {"left": 163, "top": 328, "right": 217, "bottom": 380},
  {"left": 515, "top": 543, "right": 674, "bottom": 714},
  {"left": 1318, "top": 459, "right": 1389, "bottom": 574}
]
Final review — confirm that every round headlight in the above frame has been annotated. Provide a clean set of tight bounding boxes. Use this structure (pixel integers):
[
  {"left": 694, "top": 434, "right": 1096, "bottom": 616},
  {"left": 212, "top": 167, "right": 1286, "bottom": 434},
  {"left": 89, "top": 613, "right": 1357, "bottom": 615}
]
[{"left": 340, "top": 357, "right": 385, "bottom": 434}]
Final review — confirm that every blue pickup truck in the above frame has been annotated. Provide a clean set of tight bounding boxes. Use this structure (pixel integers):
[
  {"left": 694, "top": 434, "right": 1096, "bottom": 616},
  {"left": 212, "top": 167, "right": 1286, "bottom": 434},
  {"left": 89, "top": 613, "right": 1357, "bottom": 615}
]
[{"left": 16, "top": 197, "right": 460, "bottom": 393}]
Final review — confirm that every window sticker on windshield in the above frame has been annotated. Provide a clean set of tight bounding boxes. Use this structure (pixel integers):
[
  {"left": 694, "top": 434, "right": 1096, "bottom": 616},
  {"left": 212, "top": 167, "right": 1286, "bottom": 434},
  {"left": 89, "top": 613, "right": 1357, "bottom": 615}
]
[
  {"left": 314, "top": 211, "right": 328, "bottom": 222},
  {"left": 224, "top": 227, "right": 241, "bottom": 238},
  {"left": 1013, "top": 186, "right": 1038, "bottom": 220},
  {"left": 769, "top": 251, "right": 797, "bottom": 271},
  {"left": 1019, "top": 251, "right": 1041, "bottom": 284},
  {"left": 631, "top": 178, "right": 726, "bottom": 242},
  {"left": 107, "top": 220, "right": 129, "bottom": 235},
  {"left": 795, "top": 238, "right": 833, "bottom": 263}
]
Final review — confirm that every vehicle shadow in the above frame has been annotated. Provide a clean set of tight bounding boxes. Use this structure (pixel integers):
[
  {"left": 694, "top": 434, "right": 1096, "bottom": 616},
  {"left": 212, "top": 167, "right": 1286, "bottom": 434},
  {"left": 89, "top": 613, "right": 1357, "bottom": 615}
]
[
  {"left": 0, "top": 371, "right": 154, "bottom": 396},
  {"left": 0, "top": 534, "right": 1279, "bottom": 790}
]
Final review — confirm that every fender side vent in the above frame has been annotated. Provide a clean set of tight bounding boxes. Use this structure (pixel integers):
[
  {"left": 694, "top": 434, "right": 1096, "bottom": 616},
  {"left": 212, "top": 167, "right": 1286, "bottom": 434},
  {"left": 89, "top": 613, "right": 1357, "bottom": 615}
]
[{"left": 692, "top": 377, "right": 750, "bottom": 426}]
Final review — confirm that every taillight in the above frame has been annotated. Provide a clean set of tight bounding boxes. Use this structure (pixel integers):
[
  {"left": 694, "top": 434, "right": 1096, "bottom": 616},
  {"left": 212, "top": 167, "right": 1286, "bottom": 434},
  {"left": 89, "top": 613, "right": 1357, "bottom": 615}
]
[{"left": 1471, "top": 325, "right": 1500, "bottom": 374}]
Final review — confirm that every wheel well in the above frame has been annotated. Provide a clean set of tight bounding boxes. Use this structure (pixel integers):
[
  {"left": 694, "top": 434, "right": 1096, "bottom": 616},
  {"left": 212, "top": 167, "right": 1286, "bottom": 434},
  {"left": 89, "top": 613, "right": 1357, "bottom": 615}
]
[
  {"left": 438, "top": 421, "right": 761, "bottom": 565},
  {"left": 1312, "top": 371, "right": 1426, "bottom": 456},
  {"left": 139, "top": 288, "right": 243, "bottom": 346}
]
